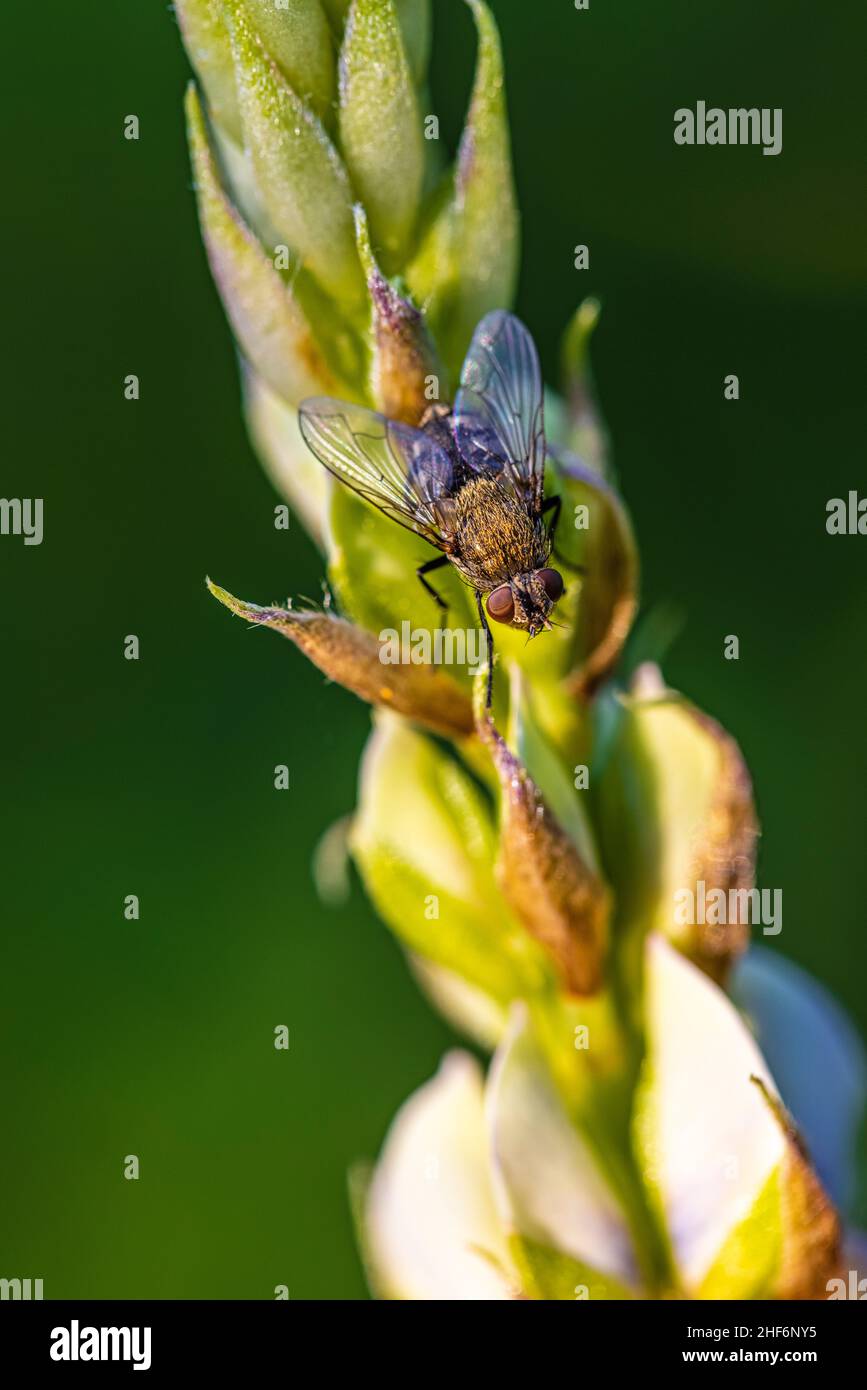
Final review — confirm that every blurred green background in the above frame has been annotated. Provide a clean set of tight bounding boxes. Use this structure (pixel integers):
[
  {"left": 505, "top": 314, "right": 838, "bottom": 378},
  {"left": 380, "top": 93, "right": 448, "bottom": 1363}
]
[{"left": 2, "top": 0, "right": 865, "bottom": 1298}]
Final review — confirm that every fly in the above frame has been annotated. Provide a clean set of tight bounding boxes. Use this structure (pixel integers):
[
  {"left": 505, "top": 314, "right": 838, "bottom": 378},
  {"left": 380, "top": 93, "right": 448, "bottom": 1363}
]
[{"left": 298, "top": 310, "right": 569, "bottom": 706}]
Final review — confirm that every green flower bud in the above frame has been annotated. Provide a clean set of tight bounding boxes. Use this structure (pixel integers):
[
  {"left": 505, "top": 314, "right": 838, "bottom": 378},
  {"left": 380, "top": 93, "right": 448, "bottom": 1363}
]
[
  {"left": 320, "top": 1, "right": 430, "bottom": 85},
  {"left": 186, "top": 85, "right": 341, "bottom": 406},
  {"left": 244, "top": 0, "right": 335, "bottom": 123},
  {"left": 223, "top": 0, "right": 364, "bottom": 306},
  {"left": 176, "top": 0, "right": 243, "bottom": 144},
  {"left": 351, "top": 714, "right": 554, "bottom": 1002},
  {"left": 338, "top": 0, "right": 425, "bottom": 270},
  {"left": 595, "top": 668, "right": 758, "bottom": 986},
  {"left": 406, "top": 0, "right": 519, "bottom": 375},
  {"left": 178, "top": 0, "right": 853, "bottom": 1305}
]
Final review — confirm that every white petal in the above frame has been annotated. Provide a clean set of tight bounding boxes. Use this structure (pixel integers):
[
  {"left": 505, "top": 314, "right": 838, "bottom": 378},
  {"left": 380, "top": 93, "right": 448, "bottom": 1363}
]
[
  {"left": 639, "top": 935, "right": 786, "bottom": 1290},
  {"left": 366, "top": 1052, "right": 515, "bottom": 1300},
  {"left": 487, "top": 1006, "right": 639, "bottom": 1289},
  {"left": 732, "top": 946, "right": 867, "bottom": 1210},
  {"left": 407, "top": 955, "right": 507, "bottom": 1050}
]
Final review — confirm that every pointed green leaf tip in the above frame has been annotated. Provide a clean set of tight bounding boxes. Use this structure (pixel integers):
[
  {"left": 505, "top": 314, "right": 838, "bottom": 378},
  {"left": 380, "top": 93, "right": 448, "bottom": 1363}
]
[
  {"left": 560, "top": 297, "right": 611, "bottom": 478},
  {"left": 407, "top": 0, "right": 518, "bottom": 374},
  {"left": 339, "top": 0, "right": 424, "bottom": 271},
  {"left": 206, "top": 579, "right": 473, "bottom": 737},
  {"left": 322, "top": 1, "right": 431, "bottom": 86},
  {"left": 177, "top": 0, "right": 336, "bottom": 138},
  {"left": 186, "top": 84, "right": 339, "bottom": 405},
  {"left": 222, "top": 0, "right": 364, "bottom": 306},
  {"left": 205, "top": 578, "right": 263, "bottom": 624},
  {"left": 176, "top": 0, "right": 243, "bottom": 144},
  {"left": 243, "top": 0, "right": 335, "bottom": 123}
]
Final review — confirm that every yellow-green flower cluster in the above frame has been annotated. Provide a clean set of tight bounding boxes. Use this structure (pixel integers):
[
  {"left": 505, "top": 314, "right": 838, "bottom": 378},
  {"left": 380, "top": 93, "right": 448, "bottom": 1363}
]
[{"left": 178, "top": 0, "right": 864, "bottom": 1300}]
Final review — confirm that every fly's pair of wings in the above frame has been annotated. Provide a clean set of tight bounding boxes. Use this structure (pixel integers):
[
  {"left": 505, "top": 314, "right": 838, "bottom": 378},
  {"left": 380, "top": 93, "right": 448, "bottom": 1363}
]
[{"left": 297, "top": 311, "right": 546, "bottom": 553}]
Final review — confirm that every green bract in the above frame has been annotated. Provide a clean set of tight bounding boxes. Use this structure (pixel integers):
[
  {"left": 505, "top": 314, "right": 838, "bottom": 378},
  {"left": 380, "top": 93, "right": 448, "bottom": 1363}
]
[
  {"left": 338, "top": 0, "right": 424, "bottom": 270},
  {"left": 179, "top": 0, "right": 864, "bottom": 1300}
]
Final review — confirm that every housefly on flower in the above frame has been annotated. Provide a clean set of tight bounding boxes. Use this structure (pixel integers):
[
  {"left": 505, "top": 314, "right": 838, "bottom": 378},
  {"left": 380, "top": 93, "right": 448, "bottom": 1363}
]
[{"left": 298, "top": 310, "right": 571, "bottom": 706}]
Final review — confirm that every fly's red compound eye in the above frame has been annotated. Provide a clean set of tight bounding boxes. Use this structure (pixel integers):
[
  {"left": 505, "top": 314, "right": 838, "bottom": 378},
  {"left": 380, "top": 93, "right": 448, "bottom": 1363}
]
[
  {"left": 486, "top": 584, "right": 515, "bottom": 624},
  {"left": 537, "top": 568, "right": 564, "bottom": 602}
]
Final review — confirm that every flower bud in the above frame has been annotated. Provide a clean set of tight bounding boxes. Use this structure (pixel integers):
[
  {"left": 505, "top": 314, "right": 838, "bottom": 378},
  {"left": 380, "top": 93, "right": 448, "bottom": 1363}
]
[
  {"left": 351, "top": 714, "right": 553, "bottom": 1003},
  {"left": 186, "top": 86, "right": 341, "bottom": 406},
  {"left": 595, "top": 673, "right": 759, "bottom": 985},
  {"left": 176, "top": 0, "right": 242, "bottom": 144},
  {"left": 339, "top": 0, "right": 424, "bottom": 270},
  {"left": 406, "top": 0, "right": 518, "bottom": 375},
  {"left": 223, "top": 0, "right": 364, "bottom": 306},
  {"left": 355, "top": 206, "right": 443, "bottom": 424},
  {"left": 244, "top": 0, "right": 335, "bottom": 123},
  {"left": 207, "top": 581, "right": 474, "bottom": 737},
  {"left": 475, "top": 688, "right": 610, "bottom": 997}
]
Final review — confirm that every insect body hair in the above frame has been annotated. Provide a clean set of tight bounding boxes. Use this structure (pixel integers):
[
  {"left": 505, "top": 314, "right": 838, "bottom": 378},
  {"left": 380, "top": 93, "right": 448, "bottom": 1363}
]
[{"left": 450, "top": 477, "right": 549, "bottom": 592}]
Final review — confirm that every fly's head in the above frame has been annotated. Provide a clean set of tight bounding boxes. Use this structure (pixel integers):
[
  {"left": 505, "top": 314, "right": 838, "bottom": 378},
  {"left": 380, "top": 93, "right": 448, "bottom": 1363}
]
[{"left": 485, "top": 568, "right": 565, "bottom": 637}]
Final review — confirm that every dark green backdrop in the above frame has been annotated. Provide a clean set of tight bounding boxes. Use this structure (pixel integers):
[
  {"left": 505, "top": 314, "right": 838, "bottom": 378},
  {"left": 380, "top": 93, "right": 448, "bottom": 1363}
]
[{"left": 2, "top": 1, "right": 865, "bottom": 1297}]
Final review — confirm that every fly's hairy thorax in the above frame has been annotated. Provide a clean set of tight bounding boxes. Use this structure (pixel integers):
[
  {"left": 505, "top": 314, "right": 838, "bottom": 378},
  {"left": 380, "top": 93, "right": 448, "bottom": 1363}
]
[{"left": 451, "top": 476, "right": 547, "bottom": 589}]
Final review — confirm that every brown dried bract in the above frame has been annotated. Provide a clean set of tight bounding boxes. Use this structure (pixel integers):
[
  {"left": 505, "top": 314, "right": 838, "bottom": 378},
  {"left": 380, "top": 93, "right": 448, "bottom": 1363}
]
[
  {"left": 686, "top": 709, "right": 759, "bottom": 983},
  {"left": 752, "top": 1078, "right": 841, "bottom": 1300},
  {"left": 475, "top": 700, "right": 609, "bottom": 995},
  {"left": 208, "top": 581, "right": 473, "bottom": 739}
]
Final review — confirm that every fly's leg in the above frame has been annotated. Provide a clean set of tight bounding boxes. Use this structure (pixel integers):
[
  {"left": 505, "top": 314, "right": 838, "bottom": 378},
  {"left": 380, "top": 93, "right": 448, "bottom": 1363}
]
[
  {"left": 541, "top": 493, "right": 562, "bottom": 532},
  {"left": 416, "top": 554, "right": 450, "bottom": 615},
  {"left": 475, "top": 590, "right": 495, "bottom": 708},
  {"left": 542, "top": 493, "right": 585, "bottom": 575}
]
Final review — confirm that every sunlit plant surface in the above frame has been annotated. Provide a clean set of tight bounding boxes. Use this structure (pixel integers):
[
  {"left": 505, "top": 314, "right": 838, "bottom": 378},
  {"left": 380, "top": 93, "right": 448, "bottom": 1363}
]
[{"left": 177, "top": 0, "right": 866, "bottom": 1299}]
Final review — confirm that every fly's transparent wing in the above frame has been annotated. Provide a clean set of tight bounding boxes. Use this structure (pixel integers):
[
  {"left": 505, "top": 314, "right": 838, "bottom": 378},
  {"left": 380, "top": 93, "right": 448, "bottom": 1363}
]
[
  {"left": 298, "top": 398, "right": 458, "bottom": 548},
  {"left": 453, "top": 310, "right": 546, "bottom": 509}
]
